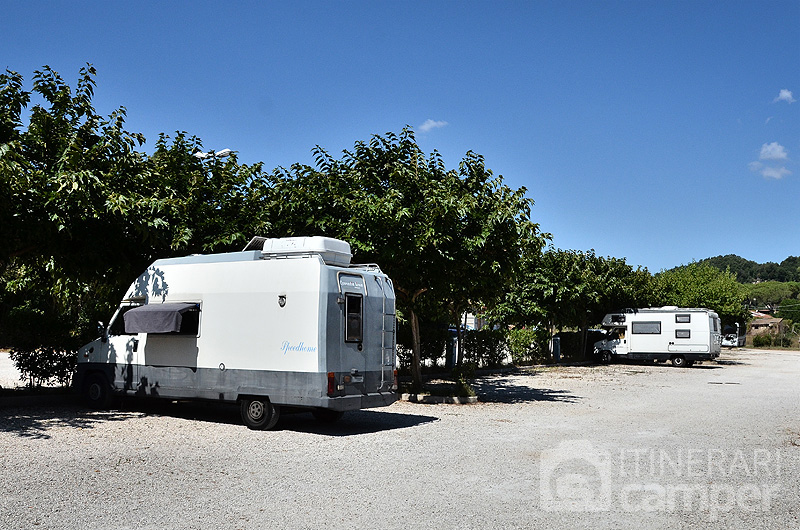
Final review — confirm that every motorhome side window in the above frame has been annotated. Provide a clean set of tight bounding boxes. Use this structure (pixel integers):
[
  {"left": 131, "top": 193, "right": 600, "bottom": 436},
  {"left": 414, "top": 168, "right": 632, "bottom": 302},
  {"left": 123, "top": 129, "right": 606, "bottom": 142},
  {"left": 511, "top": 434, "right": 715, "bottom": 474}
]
[
  {"left": 174, "top": 308, "right": 200, "bottom": 335},
  {"left": 676, "top": 314, "right": 691, "bottom": 323},
  {"left": 345, "top": 294, "right": 363, "bottom": 342},
  {"left": 123, "top": 303, "right": 201, "bottom": 336},
  {"left": 676, "top": 330, "right": 691, "bottom": 339},
  {"left": 632, "top": 321, "right": 661, "bottom": 334}
]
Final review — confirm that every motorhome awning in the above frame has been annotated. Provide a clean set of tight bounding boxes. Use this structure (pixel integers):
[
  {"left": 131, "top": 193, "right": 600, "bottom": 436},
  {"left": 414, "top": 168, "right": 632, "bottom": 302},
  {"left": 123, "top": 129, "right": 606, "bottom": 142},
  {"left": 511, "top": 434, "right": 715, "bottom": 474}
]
[{"left": 124, "top": 303, "right": 199, "bottom": 334}]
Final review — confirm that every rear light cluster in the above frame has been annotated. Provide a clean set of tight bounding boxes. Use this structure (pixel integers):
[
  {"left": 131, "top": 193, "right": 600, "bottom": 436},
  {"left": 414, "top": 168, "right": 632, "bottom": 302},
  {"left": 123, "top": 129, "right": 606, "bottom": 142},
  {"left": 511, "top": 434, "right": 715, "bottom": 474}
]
[{"left": 327, "top": 372, "right": 347, "bottom": 395}]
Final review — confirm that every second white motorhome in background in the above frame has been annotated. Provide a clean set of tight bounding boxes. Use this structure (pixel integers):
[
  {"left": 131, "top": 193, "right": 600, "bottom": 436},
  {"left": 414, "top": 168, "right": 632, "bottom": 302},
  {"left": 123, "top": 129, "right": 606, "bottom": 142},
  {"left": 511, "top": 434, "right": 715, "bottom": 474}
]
[{"left": 594, "top": 307, "right": 722, "bottom": 367}]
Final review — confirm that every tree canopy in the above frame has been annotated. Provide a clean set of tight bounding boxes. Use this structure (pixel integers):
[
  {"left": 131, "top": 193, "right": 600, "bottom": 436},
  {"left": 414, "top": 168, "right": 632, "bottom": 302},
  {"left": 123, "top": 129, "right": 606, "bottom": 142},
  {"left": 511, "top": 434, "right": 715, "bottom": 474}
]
[
  {"left": 2, "top": 64, "right": 780, "bottom": 385},
  {"left": 1, "top": 65, "right": 550, "bottom": 386},
  {"left": 693, "top": 254, "right": 800, "bottom": 283},
  {"left": 653, "top": 263, "right": 748, "bottom": 325},
  {"left": 267, "top": 129, "right": 548, "bottom": 385}
]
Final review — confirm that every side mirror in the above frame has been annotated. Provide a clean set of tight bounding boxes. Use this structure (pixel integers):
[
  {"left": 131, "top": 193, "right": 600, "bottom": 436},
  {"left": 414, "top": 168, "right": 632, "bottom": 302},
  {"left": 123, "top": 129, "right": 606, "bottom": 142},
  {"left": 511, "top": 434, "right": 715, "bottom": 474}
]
[{"left": 98, "top": 321, "right": 108, "bottom": 343}]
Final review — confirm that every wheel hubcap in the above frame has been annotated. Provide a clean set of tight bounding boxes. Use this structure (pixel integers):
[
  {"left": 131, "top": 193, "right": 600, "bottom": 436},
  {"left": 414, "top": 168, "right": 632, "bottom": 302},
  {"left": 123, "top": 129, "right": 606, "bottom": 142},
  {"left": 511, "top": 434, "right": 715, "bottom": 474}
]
[{"left": 248, "top": 401, "right": 264, "bottom": 420}]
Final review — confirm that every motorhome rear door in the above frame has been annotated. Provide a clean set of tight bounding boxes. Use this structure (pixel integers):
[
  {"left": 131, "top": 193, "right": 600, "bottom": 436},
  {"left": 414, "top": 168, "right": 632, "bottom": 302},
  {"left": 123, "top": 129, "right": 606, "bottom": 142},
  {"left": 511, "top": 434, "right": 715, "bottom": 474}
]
[{"left": 339, "top": 274, "right": 368, "bottom": 394}]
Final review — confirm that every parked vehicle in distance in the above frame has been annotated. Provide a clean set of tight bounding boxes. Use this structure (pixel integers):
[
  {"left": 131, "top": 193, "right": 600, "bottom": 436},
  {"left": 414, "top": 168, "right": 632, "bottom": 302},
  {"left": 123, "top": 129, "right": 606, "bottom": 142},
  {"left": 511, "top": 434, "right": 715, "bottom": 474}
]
[
  {"left": 594, "top": 307, "right": 722, "bottom": 367},
  {"left": 722, "top": 323, "right": 746, "bottom": 348},
  {"left": 75, "top": 236, "right": 398, "bottom": 429}
]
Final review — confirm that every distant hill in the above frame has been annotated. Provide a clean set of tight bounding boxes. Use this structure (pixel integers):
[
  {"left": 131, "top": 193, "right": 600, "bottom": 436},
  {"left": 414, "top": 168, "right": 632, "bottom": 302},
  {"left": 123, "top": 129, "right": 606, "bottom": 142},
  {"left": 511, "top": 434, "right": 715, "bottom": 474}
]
[{"left": 693, "top": 255, "right": 800, "bottom": 283}]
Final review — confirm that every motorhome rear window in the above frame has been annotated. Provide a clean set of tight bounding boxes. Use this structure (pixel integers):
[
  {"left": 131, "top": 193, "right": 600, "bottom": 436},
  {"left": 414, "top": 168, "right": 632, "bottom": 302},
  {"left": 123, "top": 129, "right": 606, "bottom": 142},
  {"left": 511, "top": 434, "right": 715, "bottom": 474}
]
[
  {"left": 345, "top": 294, "right": 363, "bottom": 342},
  {"left": 632, "top": 321, "right": 661, "bottom": 334},
  {"left": 676, "top": 314, "right": 691, "bottom": 323},
  {"left": 675, "top": 329, "right": 691, "bottom": 339}
]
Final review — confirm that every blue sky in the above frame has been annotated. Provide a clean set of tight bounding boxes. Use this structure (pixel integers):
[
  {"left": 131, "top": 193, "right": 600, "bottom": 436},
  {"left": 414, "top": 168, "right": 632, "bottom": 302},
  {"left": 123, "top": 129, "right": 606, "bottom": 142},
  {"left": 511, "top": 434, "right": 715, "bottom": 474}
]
[{"left": 3, "top": 0, "right": 798, "bottom": 272}]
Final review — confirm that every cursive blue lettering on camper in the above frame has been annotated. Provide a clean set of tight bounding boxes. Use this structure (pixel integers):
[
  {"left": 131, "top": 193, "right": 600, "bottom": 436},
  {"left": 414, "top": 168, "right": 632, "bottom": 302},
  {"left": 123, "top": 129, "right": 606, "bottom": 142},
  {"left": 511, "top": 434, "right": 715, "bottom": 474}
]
[{"left": 281, "top": 341, "right": 318, "bottom": 355}]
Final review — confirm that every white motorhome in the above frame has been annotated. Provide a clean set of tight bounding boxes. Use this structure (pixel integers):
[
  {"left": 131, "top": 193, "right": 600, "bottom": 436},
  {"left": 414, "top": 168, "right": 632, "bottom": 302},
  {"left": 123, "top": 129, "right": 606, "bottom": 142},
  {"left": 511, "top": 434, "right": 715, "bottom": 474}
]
[
  {"left": 593, "top": 307, "right": 722, "bottom": 367},
  {"left": 75, "top": 236, "right": 397, "bottom": 429}
]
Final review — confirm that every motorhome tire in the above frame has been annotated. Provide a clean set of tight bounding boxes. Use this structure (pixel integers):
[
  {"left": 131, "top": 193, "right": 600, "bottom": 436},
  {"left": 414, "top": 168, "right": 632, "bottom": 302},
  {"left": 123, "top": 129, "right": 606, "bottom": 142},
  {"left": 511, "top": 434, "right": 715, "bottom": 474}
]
[
  {"left": 312, "top": 409, "right": 344, "bottom": 423},
  {"left": 601, "top": 351, "right": 612, "bottom": 364},
  {"left": 671, "top": 355, "right": 687, "bottom": 368},
  {"left": 240, "top": 397, "right": 280, "bottom": 430},
  {"left": 83, "top": 373, "right": 112, "bottom": 410}
]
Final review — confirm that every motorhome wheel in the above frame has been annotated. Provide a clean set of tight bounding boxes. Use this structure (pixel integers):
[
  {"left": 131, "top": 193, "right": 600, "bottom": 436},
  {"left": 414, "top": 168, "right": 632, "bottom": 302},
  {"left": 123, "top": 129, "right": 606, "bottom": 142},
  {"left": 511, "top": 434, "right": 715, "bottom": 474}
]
[
  {"left": 240, "top": 397, "right": 280, "bottom": 430},
  {"left": 671, "top": 355, "right": 687, "bottom": 368},
  {"left": 83, "top": 374, "right": 112, "bottom": 409}
]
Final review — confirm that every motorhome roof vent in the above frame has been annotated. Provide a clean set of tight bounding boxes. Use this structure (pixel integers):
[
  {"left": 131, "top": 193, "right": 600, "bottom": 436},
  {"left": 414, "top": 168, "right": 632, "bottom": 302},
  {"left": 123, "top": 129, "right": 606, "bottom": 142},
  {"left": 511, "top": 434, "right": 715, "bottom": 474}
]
[{"left": 244, "top": 236, "right": 352, "bottom": 267}]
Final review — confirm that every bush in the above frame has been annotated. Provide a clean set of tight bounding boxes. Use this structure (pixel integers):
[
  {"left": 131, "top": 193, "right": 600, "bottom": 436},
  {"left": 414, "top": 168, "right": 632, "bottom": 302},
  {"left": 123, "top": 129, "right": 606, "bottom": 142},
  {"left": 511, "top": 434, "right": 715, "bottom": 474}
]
[
  {"left": 9, "top": 347, "right": 75, "bottom": 388},
  {"left": 462, "top": 328, "right": 508, "bottom": 368},
  {"left": 752, "top": 334, "right": 771, "bottom": 347},
  {"left": 752, "top": 333, "right": 794, "bottom": 348},
  {"left": 506, "top": 327, "right": 549, "bottom": 365}
]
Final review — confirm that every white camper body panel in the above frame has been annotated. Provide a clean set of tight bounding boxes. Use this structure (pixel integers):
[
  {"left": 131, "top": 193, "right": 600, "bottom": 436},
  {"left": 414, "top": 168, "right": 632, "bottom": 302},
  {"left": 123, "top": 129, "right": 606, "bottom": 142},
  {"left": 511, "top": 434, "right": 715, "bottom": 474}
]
[
  {"left": 75, "top": 238, "right": 397, "bottom": 417},
  {"left": 594, "top": 307, "right": 721, "bottom": 366},
  {"left": 130, "top": 255, "right": 323, "bottom": 373}
]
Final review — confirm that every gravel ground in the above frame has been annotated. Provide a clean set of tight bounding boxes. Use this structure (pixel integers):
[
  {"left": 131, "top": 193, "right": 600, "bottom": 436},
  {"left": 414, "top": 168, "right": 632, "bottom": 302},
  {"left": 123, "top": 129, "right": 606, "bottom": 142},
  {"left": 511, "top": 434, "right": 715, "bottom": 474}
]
[
  {"left": 1, "top": 349, "right": 798, "bottom": 529},
  {"left": 0, "top": 350, "right": 24, "bottom": 389}
]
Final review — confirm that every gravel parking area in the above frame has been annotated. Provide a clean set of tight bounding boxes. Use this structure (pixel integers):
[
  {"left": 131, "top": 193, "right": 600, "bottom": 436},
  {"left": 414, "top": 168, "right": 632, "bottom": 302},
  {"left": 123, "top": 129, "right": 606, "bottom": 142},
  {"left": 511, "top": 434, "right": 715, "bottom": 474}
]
[
  {"left": 0, "top": 350, "right": 24, "bottom": 389},
  {"left": 1, "top": 349, "right": 798, "bottom": 529}
]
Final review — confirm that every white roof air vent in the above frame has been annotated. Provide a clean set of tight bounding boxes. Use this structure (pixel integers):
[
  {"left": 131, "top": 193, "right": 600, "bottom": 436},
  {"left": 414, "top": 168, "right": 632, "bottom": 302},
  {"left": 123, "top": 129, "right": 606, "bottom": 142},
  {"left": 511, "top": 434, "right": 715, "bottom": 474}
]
[{"left": 247, "top": 236, "right": 352, "bottom": 267}]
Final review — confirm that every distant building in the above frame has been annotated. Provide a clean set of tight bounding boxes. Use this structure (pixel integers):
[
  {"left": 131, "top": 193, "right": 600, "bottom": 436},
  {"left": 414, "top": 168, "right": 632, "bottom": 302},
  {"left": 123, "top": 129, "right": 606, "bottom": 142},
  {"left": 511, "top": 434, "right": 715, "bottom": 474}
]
[{"left": 750, "top": 317, "right": 785, "bottom": 336}]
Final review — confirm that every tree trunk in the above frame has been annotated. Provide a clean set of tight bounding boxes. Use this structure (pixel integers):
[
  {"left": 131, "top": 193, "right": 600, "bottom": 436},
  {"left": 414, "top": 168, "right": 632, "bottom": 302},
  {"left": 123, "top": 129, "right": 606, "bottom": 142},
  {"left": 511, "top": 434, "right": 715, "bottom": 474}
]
[
  {"left": 455, "top": 313, "right": 465, "bottom": 367},
  {"left": 396, "top": 286, "right": 427, "bottom": 391},
  {"left": 410, "top": 307, "right": 422, "bottom": 391},
  {"left": 580, "top": 313, "right": 589, "bottom": 361}
]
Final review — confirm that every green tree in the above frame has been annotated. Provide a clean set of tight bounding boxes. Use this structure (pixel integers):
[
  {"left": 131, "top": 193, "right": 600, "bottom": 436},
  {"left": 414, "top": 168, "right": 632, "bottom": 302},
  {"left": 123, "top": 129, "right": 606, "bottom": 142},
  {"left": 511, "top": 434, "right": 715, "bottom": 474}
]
[
  {"left": 0, "top": 66, "right": 276, "bottom": 384},
  {"left": 653, "top": 263, "right": 747, "bottom": 325},
  {"left": 146, "top": 132, "right": 274, "bottom": 254},
  {"left": 490, "top": 248, "right": 653, "bottom": 358},
  {"left": 268, "top": 129, "right": 545, "bottom": 387},
  {"left": 744, "top": 281, "right": 800, "bottom": 310}
]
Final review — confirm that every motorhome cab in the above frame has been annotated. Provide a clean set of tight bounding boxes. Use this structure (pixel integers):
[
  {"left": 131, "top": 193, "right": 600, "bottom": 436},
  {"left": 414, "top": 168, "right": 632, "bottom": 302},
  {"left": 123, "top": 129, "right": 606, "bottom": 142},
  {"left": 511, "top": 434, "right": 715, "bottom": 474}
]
[
  {"left": 75, "top": 236, "right": 398, "bottom": 429},
  {"left": 594, "top": 307, "right": 722, "bottom": 367}
]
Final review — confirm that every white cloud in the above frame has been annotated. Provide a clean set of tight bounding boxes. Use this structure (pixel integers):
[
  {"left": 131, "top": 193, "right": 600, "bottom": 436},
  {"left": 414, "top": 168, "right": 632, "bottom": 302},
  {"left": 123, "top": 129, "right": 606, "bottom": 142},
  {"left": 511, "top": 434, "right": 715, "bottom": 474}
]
[
  {"left": 761, "top": 166, "right": 791, "bottom": 180},
  {"left": 773, "top": 89, "right": 796, "bottom": 103},
  {"left": 418, "top": 119, "right": 448, "bottom": 133},
  {"left": 759, "top": 142, "right": 788, "bottom": 160},
  {"left": 748, "top": 159, "right": 791, "bottom": 180},
  {"left": 748, "top": 161, "right": 763, "bottom": 172}
]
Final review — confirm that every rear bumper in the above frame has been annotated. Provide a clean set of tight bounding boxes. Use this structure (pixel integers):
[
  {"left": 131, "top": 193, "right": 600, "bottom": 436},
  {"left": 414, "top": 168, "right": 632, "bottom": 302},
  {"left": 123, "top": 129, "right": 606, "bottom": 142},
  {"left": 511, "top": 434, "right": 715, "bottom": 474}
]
[{"left": 324, "top": 391, "right": 398, "bottom": 411}]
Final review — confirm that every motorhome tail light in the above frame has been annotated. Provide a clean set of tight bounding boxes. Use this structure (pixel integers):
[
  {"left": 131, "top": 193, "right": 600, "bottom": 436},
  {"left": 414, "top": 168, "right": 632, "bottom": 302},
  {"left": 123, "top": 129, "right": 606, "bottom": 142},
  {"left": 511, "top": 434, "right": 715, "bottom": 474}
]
[
  {"left": 393, "top": 369, "right": 398, "bottom": 390},
  {"left": 327, "top": 372, "right": 336, "bottom": 395}
]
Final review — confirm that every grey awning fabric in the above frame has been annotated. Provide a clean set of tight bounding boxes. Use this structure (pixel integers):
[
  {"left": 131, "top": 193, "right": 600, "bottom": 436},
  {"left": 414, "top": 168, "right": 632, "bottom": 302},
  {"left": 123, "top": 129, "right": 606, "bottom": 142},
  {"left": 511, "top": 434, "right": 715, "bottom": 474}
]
[{"left": 124, "top": 303, "right": 199, "bottom": 334}]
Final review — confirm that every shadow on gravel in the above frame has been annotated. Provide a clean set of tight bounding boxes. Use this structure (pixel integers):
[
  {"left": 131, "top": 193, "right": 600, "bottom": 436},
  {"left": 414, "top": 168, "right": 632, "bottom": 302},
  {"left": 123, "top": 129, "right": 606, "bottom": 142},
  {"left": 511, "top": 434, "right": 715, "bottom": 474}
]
[
  {"left": 0, "top": 399, "right": 437, "bottom": 438},
  {"left": 275, "top": 409, "right": 439, "bottom": 436},
  {"left": 714, "top": 359, "right": 748, "bottom": 366},
  {"left": 0, "top": 406, "right": 136, "bottom": 440},
  {"left": 471, "top": 376, "right": 582, "bottom": 404}
]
